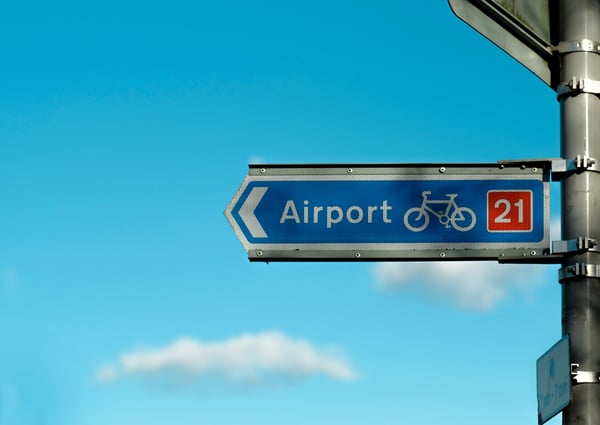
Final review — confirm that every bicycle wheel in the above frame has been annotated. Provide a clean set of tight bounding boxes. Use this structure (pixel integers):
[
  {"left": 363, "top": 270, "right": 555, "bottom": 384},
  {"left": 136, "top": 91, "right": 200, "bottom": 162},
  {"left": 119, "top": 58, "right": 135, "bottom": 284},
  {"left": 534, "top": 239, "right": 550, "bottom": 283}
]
[
  {"left": 450, "top": 207, "right": 476, "bottom": 232},
  {"left": 404, "top": 208, "right": 429, "bottom": 232}
]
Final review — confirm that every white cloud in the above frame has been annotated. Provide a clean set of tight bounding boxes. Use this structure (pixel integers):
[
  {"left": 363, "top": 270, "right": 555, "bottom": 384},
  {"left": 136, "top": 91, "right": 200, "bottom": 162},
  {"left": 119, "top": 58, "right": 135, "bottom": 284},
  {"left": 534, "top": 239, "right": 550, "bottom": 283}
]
[
  {"left": 372, "top": 261, "right": 547, "bottom": 311},
  {"left": 97, "top": 331, "right": 357, "bottom": 390},
  {"left": 372, "top": 216, "right": 561, "bottom": 311}
]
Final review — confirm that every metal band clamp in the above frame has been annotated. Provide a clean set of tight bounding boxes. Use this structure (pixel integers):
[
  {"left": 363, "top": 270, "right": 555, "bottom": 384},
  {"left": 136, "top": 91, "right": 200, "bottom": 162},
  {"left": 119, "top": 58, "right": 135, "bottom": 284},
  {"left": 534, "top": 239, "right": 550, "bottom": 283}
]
[
  {"left": 559, "top": 263, "right": 600, "bottom": 282},
  {"left": 572, "top": 363, "right": 600, "bottom": 384},
  {"left": 555, "top": 39, "right": 600, "bottom": 55},
  {"left": 557, "top": 77, "right": 600, "bottom": 98}
]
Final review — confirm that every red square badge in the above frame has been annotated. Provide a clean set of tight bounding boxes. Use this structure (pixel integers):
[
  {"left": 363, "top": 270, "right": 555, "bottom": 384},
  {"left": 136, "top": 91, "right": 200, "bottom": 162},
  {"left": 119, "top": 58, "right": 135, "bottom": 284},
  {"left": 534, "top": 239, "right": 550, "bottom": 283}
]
[{"left": 487, "top": 190, "right": 533, "bottom": 232}]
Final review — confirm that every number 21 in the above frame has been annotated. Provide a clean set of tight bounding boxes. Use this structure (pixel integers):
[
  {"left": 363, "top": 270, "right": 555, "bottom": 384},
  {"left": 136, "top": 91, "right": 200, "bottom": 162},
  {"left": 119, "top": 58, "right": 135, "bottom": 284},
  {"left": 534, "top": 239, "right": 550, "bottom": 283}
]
[{"left": 494, "top": 198, "right": 524, "bottom": 223}]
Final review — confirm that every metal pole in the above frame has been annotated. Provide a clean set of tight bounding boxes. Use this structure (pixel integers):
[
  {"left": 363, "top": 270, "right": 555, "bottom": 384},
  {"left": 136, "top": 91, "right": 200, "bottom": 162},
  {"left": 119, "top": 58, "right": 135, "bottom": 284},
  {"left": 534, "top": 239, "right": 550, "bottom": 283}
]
[{"left": 559, "top": 1, "right": 600, "bottom": 424}]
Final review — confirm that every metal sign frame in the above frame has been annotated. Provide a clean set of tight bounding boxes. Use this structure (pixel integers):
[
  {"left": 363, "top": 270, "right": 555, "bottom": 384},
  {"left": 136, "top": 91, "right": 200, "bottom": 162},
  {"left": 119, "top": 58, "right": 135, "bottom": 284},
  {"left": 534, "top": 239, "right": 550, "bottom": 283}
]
[
  {"left": 225, "top": 162, "right": 550, "bottom": 262},
  {"left": 448, "top": 0, "right": 557, "bottom": 87}
]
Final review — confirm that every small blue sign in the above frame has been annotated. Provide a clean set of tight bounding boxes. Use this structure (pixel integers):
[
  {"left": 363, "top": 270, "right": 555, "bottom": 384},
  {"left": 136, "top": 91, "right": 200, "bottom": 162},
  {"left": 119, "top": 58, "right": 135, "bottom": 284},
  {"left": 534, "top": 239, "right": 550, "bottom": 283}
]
[
  {"left": 225, "top": 164, "right": 550, "bottom": 261},
  {"left": 537, "top": 336, "right": 571, "bottom": 424}
]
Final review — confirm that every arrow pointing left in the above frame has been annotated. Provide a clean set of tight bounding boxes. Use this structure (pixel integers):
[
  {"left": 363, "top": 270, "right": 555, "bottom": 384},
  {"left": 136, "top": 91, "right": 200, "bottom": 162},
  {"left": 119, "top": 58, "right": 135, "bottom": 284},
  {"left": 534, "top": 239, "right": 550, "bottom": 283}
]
[{"left": 238, "top": 186, "right": 268, "bottom": 238}]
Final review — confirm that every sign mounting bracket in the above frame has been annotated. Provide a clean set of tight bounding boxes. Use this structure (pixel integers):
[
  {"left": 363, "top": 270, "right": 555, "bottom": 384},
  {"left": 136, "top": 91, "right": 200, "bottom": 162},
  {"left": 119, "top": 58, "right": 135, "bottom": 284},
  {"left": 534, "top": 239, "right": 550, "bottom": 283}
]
[
  {"left": 571, "top": 364, "right": 600, "bottom": 384},
  {"left": 552, "top": 237, "right": 600, "bottom": 255}
]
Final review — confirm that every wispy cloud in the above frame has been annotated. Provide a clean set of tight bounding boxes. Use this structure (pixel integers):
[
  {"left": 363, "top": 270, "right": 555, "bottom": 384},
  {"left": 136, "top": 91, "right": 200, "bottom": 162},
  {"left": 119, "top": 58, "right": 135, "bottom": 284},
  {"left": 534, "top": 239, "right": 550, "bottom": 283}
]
[
  {"left": 97, "top": 331, "right": 357, "bottom": 390},
  {"left": 372, "top": 217, "right": 560, "bottom": 311},
  {"left": 372, "top": 261, "right": 548, "bottom": 311}
]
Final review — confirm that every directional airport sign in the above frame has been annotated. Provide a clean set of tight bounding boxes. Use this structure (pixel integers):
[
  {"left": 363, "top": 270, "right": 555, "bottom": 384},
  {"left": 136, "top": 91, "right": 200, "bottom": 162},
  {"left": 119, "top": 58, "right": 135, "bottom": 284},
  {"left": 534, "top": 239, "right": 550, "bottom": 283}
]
[
  {"left": 225, "top": 163, "right": 550, "bottom": 261},
  {"left": 448, "top": 0, "right": 556, "bottom": 87}
]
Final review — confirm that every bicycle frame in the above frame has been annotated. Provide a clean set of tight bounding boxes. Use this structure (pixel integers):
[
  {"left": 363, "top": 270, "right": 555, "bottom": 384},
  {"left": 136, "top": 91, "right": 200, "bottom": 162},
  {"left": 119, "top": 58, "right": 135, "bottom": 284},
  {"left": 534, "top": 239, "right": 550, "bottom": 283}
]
[
  {"left": 418, "top": 191, "right": 458, "bottom": 221},
  {"left": 404, "top": 191, "right": 477, "bottom": 233}
]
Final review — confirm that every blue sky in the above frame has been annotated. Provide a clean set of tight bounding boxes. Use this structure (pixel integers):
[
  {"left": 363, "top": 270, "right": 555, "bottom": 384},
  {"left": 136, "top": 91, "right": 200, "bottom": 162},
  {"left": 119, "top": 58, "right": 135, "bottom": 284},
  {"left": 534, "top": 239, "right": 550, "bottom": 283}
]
[{"left": 1, "top": 1, "right": 564, "bottom": 424}]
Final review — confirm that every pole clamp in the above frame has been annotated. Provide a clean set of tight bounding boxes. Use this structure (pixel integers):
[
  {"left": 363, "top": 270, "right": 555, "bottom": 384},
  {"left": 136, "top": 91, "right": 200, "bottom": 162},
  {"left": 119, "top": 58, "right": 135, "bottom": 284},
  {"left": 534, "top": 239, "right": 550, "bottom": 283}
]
[
  {"left": 553, "top": 237, "right": 600, "bottom": 255},
  {"left": 571, "top": 363, "right": 600, "bottom": 384},
  {"left": 551, "top": 156, "right": 600, "bottom": 179},
  {"left": 557, "top": 77, "right": 600, "bottom": 99},
  {"left": 555, "top": 39, "right": 600, "bottom": 55},
  {"left": 559, "top": 263, "right": 600, "bottom": 283}
]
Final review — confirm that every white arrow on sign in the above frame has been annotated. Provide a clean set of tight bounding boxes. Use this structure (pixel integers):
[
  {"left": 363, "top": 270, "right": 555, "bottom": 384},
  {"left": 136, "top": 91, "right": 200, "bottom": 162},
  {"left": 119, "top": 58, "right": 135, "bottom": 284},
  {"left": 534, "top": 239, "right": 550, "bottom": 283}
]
[{"left": 239, "top": 186, "right": 268, "bottom": 238}]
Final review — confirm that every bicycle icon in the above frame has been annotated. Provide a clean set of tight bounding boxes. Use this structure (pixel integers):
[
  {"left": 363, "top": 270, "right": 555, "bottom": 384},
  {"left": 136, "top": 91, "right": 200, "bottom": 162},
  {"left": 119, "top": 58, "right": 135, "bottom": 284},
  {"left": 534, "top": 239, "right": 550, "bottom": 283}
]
[{"left": 403, "top": 191, "right": 476, "bottom": 232}]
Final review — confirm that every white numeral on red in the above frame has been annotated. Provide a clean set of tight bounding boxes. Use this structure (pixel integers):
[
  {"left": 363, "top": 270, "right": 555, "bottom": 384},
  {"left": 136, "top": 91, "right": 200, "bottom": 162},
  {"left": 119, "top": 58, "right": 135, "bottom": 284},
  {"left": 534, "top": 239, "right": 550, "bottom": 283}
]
[{"left": 494, "top": 198, "right": 524, "bottom": 224}]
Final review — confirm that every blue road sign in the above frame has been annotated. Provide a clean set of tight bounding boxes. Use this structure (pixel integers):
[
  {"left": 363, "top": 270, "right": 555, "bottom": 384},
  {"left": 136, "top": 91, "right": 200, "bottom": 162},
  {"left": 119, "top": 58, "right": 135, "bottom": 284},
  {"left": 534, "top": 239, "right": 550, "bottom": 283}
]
[
  {"left": 537, "top": 336, "right": 571, "bottom": 425},
  {"left": 225, "top": 164, "right": 550, "bottom": 261}
]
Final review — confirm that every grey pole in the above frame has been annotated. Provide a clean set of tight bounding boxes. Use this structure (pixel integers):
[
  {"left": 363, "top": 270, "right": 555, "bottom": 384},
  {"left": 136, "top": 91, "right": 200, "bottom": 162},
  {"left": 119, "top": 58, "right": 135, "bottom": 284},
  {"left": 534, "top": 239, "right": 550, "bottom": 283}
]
[{"left": 559, "top": 1, "right": 600, "bottom": 424}]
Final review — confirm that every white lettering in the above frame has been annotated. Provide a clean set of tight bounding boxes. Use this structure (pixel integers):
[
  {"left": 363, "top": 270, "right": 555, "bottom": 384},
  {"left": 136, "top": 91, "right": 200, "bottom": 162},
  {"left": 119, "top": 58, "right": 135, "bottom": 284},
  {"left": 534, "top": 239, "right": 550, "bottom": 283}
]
[
  {"left": 381, "top": 200, "right": 392, "bottom": 223},
  {"left": 303, "top": 200, "right": 309, "bottom": 223},
  {"left": 280, "top": 200, "right": 300, "bottom": 223},
  {"left": 346, "top": 206, "right": 363, "bottom": 224},
  {"left": 367, "top": 205, "right": 377, "bottom": 223},
  {"left": 280, "top": 199, "right": 393, "bottom": 228},
  {"left": 313, "top": 205, "right": 323, "bottom": 223},
  {"left": 327, "top": 206, "right": 344, "bottom": 228}
]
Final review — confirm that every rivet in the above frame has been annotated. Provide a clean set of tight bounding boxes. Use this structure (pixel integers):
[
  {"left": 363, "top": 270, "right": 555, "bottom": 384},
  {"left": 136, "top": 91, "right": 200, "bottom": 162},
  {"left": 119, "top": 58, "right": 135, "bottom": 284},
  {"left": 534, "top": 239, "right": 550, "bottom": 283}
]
[{"left": 439, "top": 167, "right": 446, "bottom": 173}]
